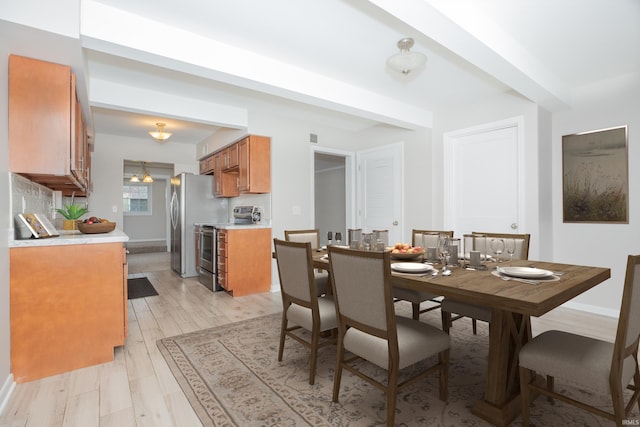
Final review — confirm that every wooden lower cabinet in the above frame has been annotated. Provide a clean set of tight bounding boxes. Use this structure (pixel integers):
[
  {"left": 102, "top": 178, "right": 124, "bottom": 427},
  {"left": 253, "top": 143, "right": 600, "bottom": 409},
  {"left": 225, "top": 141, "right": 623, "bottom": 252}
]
[
  {"left": 217, "top": 228, "right": 271, "bottom": 296},
  {"left": 10, "top": 242, "right": 128, "bottom": 383}
]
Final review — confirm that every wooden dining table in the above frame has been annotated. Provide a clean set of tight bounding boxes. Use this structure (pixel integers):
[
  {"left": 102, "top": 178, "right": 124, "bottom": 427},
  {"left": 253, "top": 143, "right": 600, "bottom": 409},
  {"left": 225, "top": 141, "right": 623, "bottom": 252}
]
[{"left": 310, "top": 250, "right": 610, "bottom": 426}]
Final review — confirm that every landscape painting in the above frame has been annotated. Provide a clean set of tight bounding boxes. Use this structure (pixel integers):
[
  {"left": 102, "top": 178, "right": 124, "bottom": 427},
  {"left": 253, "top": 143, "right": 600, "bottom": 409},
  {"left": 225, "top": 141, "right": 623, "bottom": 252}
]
[{"left": 562, "top": 126, "right": 628, "bottom": 223}]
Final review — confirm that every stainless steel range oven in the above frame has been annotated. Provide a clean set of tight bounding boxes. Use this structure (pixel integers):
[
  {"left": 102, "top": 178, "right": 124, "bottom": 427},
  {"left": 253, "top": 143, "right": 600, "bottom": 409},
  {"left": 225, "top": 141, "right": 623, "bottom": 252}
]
[{"left": 198, "top": 225, "right": 222, "bottom": 291}]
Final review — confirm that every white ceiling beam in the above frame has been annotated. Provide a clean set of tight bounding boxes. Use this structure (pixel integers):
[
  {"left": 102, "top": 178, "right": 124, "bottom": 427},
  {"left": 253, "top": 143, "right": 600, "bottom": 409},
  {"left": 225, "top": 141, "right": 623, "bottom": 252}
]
[
  {"left": 89, "top": 78, "right": 249, "bottom": 129},
  {"left": 80, "top": 0, "right": 433, "bottom": 130},
  {"left": 368, "top": 0, "right": 572, "bottom": 111}
]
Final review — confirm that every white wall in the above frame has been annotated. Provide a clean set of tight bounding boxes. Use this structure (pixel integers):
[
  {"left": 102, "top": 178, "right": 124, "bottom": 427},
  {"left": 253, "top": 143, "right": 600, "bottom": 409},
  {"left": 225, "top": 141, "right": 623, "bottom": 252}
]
[
  {"left": 433, "top": 93, "right": 543, "bottom": 258},
  {"left": 244, "top": 110, "right": 434, "bottom": 289},
  {"left": 315, "top": 166, "right": 346, "bottom": 242},
  {"left": 354, "top": 126, "right": 432, "bottom": 243},
  {"left": 89, "top": 133, "right": 199, "bottom": 227},
  {"left": 552, "top": 72, "right": 640, "bottom": 315},
  {"left": 433, "top": 78, "right": 640, "bottom": 317},
  {"left": 122, "top": 177, "right": 169, "bottom": 243}
]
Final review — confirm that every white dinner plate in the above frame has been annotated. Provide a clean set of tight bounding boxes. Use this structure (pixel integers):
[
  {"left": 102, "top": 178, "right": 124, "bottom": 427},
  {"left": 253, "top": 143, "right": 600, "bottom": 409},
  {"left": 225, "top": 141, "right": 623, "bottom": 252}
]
[
  {"left": 321, "top": 254, "right": 328, "bottom": 260},
  {"left": 497, "top": 266, "right": 554, "bottom": 279},
  {"left": 391, "top": 263, "right": 433, "bottom": 274}
]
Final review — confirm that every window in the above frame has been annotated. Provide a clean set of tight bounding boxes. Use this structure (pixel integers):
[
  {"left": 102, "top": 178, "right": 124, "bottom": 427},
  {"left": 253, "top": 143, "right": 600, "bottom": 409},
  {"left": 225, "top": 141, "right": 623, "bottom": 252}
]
[{"left": 123, "top": 182, "right": 152, "bottom": 216}]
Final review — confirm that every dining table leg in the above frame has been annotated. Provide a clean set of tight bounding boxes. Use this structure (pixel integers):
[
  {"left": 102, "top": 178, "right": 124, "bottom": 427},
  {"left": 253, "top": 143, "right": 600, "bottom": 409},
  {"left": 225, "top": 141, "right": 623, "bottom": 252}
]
[{"left": 471, "top": 309, "right": 532, "bottom": 426}]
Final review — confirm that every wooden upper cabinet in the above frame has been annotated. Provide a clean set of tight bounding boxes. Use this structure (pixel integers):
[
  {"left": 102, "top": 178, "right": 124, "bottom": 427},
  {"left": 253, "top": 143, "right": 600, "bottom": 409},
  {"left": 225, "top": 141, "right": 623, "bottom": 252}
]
[
  {"left": 238, "top": 135, "right": 270, "bottom": 194},
  {"left": 9, "top": 55, "right": 89, "bottom": 194},
  {"left": 207, "top": 134, "right": 270, "bottom": 197},
  {"left": 213, "top": 152, "right": 239, "bottom": 197},
  {"left": 199, "top": 155, "right": 214, "bottom": 175},
  {"left": 223, "top": 144, "right": 239, "bottom": 170}
]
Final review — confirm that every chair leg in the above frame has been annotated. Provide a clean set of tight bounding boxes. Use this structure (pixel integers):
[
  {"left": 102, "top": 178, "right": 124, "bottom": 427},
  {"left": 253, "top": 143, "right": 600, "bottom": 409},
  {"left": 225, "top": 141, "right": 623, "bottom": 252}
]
[
  {"left": 472, "top": 319, "right": 478, "bottom": 334},
  {"left": 438, "top": 349, "right": 449, "bottom": 401},
  {"left": 309, "top": 328, "right": 319, "bottom": 385},
  {"left": 611, "top": 383, "right": 626, "bottom": 426},
  {"left": 519, "top": 367, "right": 532, "bottom": 426},
  {"left": 278, "top": 312, "right": 288, "bottom": 361},
  {"left": 411, "top": 302, "right": 420, "bottom": 320},
  {"left": 546, "top": 375, "right": 555, "bottom": 404},
  {"left": 386, "top": 367, "right": 399, "bottom": 427},
  {"left": 441, "top": 310, "right": 452, "bottom": 334},
  {"left": 332, "top": 331, "right": 345, "bottom": 402}
]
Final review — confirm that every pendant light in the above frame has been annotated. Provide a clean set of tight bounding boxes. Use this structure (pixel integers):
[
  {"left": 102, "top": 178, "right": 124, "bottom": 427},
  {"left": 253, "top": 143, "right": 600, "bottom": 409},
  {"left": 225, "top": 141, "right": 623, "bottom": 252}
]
[
  {"left": 142, "top": 162, "right": 153, "bottom": 183},
  {"left": 149, "top": 122, "right": 172, "bottom": 142},
  {"left": 386, "top": 38, "right": 427, "bottom": 75}
]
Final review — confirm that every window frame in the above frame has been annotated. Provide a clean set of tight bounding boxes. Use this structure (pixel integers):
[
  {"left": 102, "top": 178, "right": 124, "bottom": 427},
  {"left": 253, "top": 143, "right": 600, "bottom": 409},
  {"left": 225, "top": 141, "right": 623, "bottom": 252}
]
[{"left": 122, "top": 181, "right": 153, "bottom": 216}]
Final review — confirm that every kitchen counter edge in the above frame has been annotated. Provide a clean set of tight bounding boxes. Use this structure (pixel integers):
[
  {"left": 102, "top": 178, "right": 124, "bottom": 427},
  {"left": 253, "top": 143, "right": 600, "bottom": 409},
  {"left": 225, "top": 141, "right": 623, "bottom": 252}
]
[
  {"left": 195, "top": 222, "right": 272, "bottom": 230},
  {"left": 9, "top": 229, "right": 129, "bottom": 248}
]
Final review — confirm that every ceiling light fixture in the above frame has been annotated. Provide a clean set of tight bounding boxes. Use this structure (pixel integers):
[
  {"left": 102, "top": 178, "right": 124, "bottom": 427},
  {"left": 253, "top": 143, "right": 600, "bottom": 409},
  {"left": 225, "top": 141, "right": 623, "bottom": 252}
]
[
  {"left": 386, "top": 37, "right": 427, "bottom": 75},
  {"left": 141, "top": 162, "right": 154, "bottom": 183},
  {"left": 149, "top": 122, "right": 172, "bottom": 142},
  {"left": 129, "top": 162, "right": 153, "bottom": 183}
]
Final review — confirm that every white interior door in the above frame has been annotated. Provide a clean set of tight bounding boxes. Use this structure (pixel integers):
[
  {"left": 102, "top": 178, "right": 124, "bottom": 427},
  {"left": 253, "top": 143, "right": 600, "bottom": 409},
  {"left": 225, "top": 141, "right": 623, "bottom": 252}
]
[
  {"left": 444, "top": 118, "right": 523, "bottom": 236},
  {"left": 358, "top": 143, "right": 403, "bottom": 244}
]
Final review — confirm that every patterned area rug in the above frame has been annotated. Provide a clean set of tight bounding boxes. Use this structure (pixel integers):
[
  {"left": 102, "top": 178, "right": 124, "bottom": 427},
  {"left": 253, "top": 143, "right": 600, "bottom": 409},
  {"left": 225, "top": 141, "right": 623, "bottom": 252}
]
[{"left": 157, "top": 308, "right": 636, "bottom": 426}]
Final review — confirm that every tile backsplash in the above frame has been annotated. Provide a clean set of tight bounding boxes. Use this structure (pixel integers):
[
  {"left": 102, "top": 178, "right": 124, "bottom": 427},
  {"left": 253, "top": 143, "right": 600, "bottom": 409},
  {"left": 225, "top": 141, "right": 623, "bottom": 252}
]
[
  {"left": 10, "top": 173, "right": 56, "bottom": 238},
  {"left": 229, "top": 193, "right": 272, "bottom": 223}
]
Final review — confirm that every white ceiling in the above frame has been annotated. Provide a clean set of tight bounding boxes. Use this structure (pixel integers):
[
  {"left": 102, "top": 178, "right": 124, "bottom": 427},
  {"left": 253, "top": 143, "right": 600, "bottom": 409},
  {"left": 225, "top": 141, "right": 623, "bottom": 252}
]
[{"left": 20, "top": 0, "right": 640, "bottom": 144}]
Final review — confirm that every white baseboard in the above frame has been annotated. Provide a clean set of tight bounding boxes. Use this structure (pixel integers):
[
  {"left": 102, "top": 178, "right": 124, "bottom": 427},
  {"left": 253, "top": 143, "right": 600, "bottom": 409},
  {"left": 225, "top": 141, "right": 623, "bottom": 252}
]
[
  {"left": 562, "top": 300, "right": 619, "bottom": 319},
  {"left": 0, "top": 374, "right": 15, "bottom": 416}
]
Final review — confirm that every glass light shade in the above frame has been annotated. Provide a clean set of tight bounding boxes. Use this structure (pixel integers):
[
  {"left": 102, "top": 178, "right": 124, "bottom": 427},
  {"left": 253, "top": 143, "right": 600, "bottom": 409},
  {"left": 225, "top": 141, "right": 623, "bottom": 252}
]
[
  {"left": 149, "top": 122, "right": 172, "bottom": 142},
  {"left": 387, "top": 37, "right": 427, "bottom": 75},
  {"left": 387, "top": 51, "right": 427, "bottom": 75},
  {"left": 142, "top": 174, "right": 154, "bottom": 183},
  {"left": 130, "top": 175, "right": 140, "bottom": 183}
]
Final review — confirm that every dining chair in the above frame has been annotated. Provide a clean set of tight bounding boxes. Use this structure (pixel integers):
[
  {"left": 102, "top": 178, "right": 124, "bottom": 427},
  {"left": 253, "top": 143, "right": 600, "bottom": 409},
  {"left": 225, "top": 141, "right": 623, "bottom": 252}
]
[
  {"left": 284, "top": 229, "right": 329, "bottom": 295},
  {"left": 519, "top": 254, "right": 640, "bottom": 425},
  {"left": 440, "top": 232, "right": 530, "bottom": 334},
  {"left": 328, "top": 246, "right": 450, "bottom": 426},
  {"left": 273, "top": 238, "right": 338, "bottom": 385},
  {"left": 392, "top": 229, "right": 452, "bottom": 320}
]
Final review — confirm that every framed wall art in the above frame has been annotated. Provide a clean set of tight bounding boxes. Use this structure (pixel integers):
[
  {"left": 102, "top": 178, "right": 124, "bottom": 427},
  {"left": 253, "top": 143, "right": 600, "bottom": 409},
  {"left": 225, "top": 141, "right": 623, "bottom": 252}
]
[{"left": 562, "top": 125, "right": 628, "bottom": 223}]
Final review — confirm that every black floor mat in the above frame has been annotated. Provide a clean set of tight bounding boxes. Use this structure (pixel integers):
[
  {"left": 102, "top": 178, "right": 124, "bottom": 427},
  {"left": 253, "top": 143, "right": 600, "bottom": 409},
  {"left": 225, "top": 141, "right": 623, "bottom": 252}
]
[{"left": 127, "top": 277, "right": 159, "bottom": 299}]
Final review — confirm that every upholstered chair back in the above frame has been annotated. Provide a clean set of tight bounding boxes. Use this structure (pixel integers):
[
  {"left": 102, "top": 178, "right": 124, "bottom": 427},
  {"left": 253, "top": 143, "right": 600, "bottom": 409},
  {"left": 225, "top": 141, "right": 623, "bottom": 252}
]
[
  {"left": 618, "top": 256, "right": 640, "bottom": 371},
  {"left": 274, "top": 239, "right": 315, "bottom": 303},
  {"left": 329, "top": 247, "right": 391, "bottom": 332},
  {"left": 285, "top": 229, "right": 321, "bottom": 250},
  {"left": 412, "top": 229, "right": 454, "bottom": 249},
  {"left": 471, "top": 232, "right": 531, "bottom": 260}
]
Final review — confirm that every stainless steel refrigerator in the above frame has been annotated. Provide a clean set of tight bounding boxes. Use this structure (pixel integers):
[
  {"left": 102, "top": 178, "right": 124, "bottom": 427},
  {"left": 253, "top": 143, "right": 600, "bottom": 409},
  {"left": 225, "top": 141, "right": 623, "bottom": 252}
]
[{"left": 170, "top": 173, "right": 227, "bottom": 277}]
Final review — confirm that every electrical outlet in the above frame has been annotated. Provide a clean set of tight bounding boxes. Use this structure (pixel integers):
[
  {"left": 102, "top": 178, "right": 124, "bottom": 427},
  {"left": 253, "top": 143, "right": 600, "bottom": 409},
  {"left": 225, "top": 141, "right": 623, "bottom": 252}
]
[{"left": 112, "top": 205, "right": 118, "bottom": 213}]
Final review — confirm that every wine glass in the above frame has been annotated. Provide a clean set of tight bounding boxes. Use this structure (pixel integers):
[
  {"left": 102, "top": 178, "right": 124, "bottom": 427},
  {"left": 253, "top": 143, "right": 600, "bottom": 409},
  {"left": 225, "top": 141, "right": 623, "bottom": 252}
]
[
  {"left": 504, "top": 238, "right": 516, "bottom": 264},
  {"left": 438, "top": 234, "right": 450, "bottom": 266},
  {"left": 327, "top": 231, "right": 333, "bottom": 246},
  {"left": 490, "top": 238, "right": 505, "bottom": 263}
]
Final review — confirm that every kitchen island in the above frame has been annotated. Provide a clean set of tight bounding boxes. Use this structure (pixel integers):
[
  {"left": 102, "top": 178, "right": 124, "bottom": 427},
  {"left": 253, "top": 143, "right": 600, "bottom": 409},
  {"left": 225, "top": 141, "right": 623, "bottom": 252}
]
[{"left": 9, "top": 229, "right": 129, "bottom": 383}]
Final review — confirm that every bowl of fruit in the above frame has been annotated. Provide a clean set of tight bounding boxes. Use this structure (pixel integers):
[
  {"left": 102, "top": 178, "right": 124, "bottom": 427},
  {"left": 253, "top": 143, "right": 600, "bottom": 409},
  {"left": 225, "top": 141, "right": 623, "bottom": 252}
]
[
  {"left": 76, "top": 217, "right": 116, "bottom": 234},
  {"left": 387, "top": 243, "right": 425, "bottom": 260}
]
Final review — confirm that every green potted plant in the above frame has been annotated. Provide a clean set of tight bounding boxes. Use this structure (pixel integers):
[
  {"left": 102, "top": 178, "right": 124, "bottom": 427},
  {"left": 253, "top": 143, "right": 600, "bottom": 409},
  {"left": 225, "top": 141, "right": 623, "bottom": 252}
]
[{"left": 56, "top": 204, "right": 89, "bottom": 230}]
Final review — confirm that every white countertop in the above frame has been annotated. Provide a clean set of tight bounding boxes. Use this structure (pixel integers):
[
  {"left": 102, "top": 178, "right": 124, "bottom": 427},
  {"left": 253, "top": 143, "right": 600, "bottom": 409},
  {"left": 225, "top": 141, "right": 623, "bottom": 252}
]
[
  {"left": 9, "top": 229, "right": 129, "bottom": 248},
  {"left": 195, "top": 221, "right": 271, "bottom": 230},
  {"left": 215, "top": 223, "right": 271, "bottom": 230}
]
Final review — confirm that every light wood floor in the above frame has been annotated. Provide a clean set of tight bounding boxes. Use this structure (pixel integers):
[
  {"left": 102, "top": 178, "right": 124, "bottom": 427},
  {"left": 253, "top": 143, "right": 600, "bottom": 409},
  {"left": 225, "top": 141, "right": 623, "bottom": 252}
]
[{"left": 0, "top": 252, "right": 618, "bottom": 426}]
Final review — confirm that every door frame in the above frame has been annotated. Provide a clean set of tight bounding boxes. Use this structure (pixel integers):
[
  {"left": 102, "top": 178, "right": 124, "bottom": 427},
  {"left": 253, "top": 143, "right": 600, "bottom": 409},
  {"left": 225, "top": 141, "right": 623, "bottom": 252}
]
[
  {"left": 443, "top": 116, "right": 525, "bottom": 234},
  {"left": 310, "top": 145, "right": 357, "bottom": 229}
]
